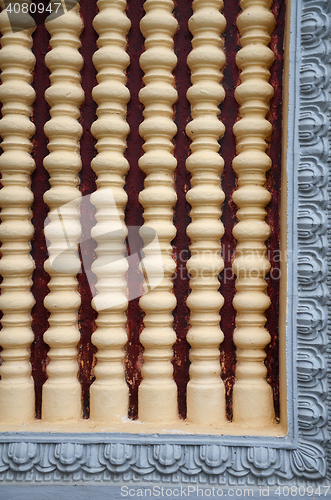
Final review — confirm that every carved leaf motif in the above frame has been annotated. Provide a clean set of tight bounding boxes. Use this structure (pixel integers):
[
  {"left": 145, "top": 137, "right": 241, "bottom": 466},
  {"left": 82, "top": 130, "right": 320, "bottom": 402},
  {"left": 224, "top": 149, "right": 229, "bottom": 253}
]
[
  {"left": 80, "top": 445, "right": 105, "bottom": 474},
  {"left": 242, "top": 447, "right": 280, "bottom": 478},
  {"left": 0, "top": 444, "right": 9, "bottom": 472},
  {"left": 298, "top": 251, "right": 327, "bottom": 291},
  {"left": 298, "top": 159, "right": 327, "bottom": 198},
  {"left": 301, "top": 6, "right": 330, "bottom": 48},
  {"left": 34, "top": 443, "right": 57, "bottom": 474},
  {"left": 179, "top": 446, "right": 202, "bottom": 476},
  {"left": 298, "top": 394, "right": 328, "bottom": 431},
  {"left": 6, "top": 443, "right": 38, "bottom": 472},
  {"left": 297, "top": 299, "right": 327, "bottom": 341},
  {"left": 290, "top": 443, "right": 326, "bottom": 479},
  {"left": 297, "top": 347, "right": 326, "bottom": 384},
  {"left": 300, "top": 59, "right": 327, "bottom": 98},
  {"left": 273, "top": 450, "right": 294, "bottom": 480},
  {"left": 100, "top": 443, "right": 134, "bottom": 473},
  {"left": 227, "top": 448, "right": 249, "bottom": 477},
  {"left": 299, "top": 107, "right": 328, "bottom": 147},
  {"left": 51, "top": 443, "right": 84, "bottom": 473},
  {"left": 195, "top": 445, "right": 230, "bottom": 475},
  {"left": 130, "top": 446, "right": 154, "bottom": 475},
  {"left": 148, "top": 444, "right": 183, "bottom": 474},
  {"left": 298, "top": 206, "right": 326, "bottom": 243}
]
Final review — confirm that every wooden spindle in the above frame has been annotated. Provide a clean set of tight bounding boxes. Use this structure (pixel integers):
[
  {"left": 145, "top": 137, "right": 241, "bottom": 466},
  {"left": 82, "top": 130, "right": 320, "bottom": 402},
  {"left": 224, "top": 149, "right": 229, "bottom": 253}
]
[
  {"left": 89, "top": 0, "right": 131, "bottom": 422},
  {"left": 138, "top": 0, "right": 178, "bottom": 423},
  {"left": 0, "top": 1, "right": 36, "bottom": 422},
  {"left": 185, "top": 0, "right": 226, "bottom": 425},
  {"left": 232, "top": 0, "right": 276, "bottom": 426},
  {"left": 42, "top": 1, "right": 84, "bottom": 421}
]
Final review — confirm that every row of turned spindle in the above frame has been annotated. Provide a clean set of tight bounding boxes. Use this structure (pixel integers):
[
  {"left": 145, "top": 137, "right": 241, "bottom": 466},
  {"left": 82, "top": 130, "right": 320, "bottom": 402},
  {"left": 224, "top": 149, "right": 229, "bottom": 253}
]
[{"left": 0, "top": 0, "right": 276, "bottom": 427}]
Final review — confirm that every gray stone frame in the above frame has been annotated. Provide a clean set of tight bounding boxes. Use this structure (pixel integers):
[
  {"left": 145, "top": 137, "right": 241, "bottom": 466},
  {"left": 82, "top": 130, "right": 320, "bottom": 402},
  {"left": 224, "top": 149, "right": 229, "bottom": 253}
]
[{"left": 0, "top": 0, "right": 331, "bottom": 496}]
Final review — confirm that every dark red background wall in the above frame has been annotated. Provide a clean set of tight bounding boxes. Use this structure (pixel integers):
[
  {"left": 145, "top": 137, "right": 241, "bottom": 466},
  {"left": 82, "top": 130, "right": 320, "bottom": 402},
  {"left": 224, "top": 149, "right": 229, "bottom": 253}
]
[{"left": 20, "top": 0, "right": 285, "bottom": 420}]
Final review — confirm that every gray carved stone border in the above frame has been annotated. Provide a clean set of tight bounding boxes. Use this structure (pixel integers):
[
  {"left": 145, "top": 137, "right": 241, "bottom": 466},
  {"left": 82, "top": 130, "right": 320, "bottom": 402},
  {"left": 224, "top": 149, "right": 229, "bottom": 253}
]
[{"left": 0, "top": 0, "right": 330, "bottom": 489}]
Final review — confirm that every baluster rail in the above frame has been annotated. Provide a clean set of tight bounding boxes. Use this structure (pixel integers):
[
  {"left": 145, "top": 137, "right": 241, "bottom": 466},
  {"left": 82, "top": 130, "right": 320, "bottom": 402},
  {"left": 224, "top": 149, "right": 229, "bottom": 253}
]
[
  {"left": 232, "top": 0, "right": 276, "bottom": 426},
  {"left": 185, "top": 0, "right": 227, "bottom": 425},
  {"left": 0, "top": 0, "right": 36, "bottom": 422},
  {"left": 138, "top": 0, "right": 179, "bottom": 423},
  {"left": 42, "top": 1, "right": 84, "bottom": 421},
  {"left": 90, "top": 0, "right": 131, "bottom": 422}
]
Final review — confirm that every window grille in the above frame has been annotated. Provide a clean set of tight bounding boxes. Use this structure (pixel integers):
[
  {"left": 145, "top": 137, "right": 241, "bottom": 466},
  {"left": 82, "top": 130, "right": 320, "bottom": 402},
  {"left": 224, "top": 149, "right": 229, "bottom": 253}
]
[{"left": 0, "top": 0, "right": 284, "bottom": 432}]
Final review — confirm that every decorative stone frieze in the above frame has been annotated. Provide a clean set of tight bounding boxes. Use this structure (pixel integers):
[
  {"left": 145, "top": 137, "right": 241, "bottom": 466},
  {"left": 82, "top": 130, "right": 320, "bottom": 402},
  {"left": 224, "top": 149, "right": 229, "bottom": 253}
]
[{"left": 0, "top": 438, "right": 326, "bottom": 483}]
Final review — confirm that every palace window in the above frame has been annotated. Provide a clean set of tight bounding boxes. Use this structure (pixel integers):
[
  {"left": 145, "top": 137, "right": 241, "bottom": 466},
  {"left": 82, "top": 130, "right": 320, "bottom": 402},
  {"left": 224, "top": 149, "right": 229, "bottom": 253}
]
[
  {"left": 0, "top": 0, "right": 285, "bottom": 433},
  {"left": 0, "top": 1, "right": 330, "bottom": 494}
]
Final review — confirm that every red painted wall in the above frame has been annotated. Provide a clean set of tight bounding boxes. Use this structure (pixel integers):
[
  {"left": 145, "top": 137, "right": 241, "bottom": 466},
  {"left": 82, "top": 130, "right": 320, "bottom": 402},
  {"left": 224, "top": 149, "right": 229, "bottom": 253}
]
[{"left": 26, "top": 0, "right": 285, "bottom": 420}]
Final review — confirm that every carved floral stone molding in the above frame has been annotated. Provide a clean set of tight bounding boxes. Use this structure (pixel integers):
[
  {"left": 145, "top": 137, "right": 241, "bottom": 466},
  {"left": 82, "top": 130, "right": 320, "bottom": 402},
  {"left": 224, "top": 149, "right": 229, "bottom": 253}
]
[
  {"left": 0, "top": 0, "right": 330, "bottom": 489},
  {"left": 0, "top": 442, "right": 326, "bottom": 483}
]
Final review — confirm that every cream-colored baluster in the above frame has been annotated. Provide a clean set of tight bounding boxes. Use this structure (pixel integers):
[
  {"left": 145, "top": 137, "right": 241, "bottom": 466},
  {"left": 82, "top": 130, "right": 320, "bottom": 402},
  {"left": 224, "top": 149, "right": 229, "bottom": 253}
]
[
  {"left": 0, "top": 1, "right": 36, "bottom": 422},
  {"left": 185, "top": 0, "right": 226, "bottom": 425},
  {"left": 138, "top": 0, "right": 178, "bottom": 423},
  {"left": 89, "top": 0, "right": 130, "bottom": 422},
  {"left": 42, "top": 1, "right": 84, "bottom": 421},
  {"left": 232, "top": 0, "right": 275, "bottom": 426}
]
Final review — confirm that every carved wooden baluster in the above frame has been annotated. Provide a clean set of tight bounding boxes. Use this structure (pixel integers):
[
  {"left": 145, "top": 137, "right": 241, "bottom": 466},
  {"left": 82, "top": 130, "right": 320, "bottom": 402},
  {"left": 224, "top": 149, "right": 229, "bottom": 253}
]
[
  {"left": 232, "top": 0, "right": 275, "bottom": 426},
  {"left": 89, "top": 0, "right": 130, "bottom": 421},
  {"left": 0, "top": 1, "right": 36, "bottom": 422},
  {"left": 185, "top": 0, "right": 226, "bottom": 425},
  {"left": 42, "top": 1, "right": 84, "bottom": 421},
  {"left": 138, "top": 0, "right": 178, "bottom": 422}
]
